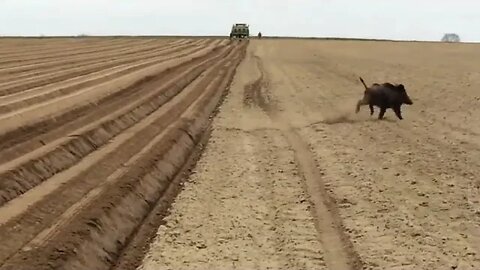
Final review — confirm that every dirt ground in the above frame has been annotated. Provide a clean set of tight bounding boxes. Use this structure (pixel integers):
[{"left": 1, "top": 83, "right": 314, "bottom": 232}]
[
  {"left": 0, "top": 37, "right": 479, "bottom": 270},
  {"left": 141, "top": 39, "right": 480, "bottom": 270}
]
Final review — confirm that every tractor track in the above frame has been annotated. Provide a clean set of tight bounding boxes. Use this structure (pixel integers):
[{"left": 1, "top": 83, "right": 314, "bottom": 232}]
[
  {"left": 0, "top": 39, "right": 247, "bottom": 270},
  {"left": 244, "top": 54, "right": 363, "bottom": 270}
]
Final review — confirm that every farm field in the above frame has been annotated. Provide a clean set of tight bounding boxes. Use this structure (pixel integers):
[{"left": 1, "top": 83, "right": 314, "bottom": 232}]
[
  {"left": 0, "top": 37, "right": 479, "bottom": 270},
  {"left": 0, "top": 37, "right": 246, "bottom": 270}
]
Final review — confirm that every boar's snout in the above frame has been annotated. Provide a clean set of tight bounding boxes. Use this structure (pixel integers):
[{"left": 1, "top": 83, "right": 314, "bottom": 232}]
[
  {"left": 397, "top": 84, "right": 413, "bottom": 105},
  {"left": 404, "top": 94, "right": 413, "bottom": 105}
]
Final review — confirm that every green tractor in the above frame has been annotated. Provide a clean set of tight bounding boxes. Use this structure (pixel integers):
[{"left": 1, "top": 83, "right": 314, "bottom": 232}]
[{"left": 230, "top": 23, "right": 249, "bottom": 39}]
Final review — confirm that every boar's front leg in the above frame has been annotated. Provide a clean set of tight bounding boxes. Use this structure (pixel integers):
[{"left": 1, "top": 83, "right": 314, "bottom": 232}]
[
  {"left": 378, "top": 107, "right": 387, "bottom": 119},
  {"left": 393, "top": 105, "right": 403, "bottom": 120}
]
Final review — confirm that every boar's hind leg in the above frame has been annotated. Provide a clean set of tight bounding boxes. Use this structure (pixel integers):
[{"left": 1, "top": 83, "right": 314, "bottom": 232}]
[
  {"left": 393, "top": 105, "right": 403, "bottom": 120},
  {"left": 378, "top": 107, "right": 387, "bottom": 119},
  {"left": 369, "top": 104, "right": 374, "bottom": 115}
]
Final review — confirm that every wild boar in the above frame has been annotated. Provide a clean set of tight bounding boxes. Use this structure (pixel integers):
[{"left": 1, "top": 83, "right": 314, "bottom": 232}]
[{"left": 355, "top": 77, "right": 413, "bottom": 120}]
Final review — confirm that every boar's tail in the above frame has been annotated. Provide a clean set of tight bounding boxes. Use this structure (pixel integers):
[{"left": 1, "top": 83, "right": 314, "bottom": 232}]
[{"left": 359, "top": 77, "right": 368, "bottom": 89}]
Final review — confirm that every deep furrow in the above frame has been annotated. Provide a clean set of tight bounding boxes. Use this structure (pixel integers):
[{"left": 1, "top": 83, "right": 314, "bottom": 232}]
[
  {"left": 0, "top": 42, "right": 234, "bottom": 208},
  {"left": 0, "top": 42, "right": 230, "bottom": 163},
  {"left": 25, "top": 47, "right": 240, "bottom": 249},
  {"left": 0, "top": 39, "right": 209, "bottom": 96},
  {"left": 0, "top": 39, "right": 229, "bottom": 156},
  {"left": 0, "top": 41, "right": 223, "bottom": 135},
  {"left": 0, "top": 42, "right": 246, "bottom": 270}
]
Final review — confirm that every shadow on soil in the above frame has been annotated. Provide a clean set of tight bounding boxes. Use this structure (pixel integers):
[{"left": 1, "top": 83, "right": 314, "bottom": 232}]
[{"left": 320, "top": 113, "right": 396, "bottom": 125}]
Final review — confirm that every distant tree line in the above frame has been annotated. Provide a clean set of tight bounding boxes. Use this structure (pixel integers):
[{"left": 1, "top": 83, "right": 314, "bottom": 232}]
[{"left": 441, "top": 33, "right": 460, "bottom": 42}]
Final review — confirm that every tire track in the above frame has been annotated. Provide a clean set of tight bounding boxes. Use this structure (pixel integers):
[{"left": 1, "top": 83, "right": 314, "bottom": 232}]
[
  {"left": 243, "top": 54, "right": 363, "bottom": 270},
  {"left": 0, "top": 39, "right": 247, "bottom": 270}
]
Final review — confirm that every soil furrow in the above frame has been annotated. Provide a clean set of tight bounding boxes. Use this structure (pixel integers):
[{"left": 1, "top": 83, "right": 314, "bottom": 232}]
[
  {"left": 0, "top": 40, "right": 209, "bottom": 114},
  {"left": 0, "top": 39, "right": 191, "bottom": 75},
  {"left": 109, "top": 50, "right": 243, "bottom": 269},
  {"left": 0, "top": 39, "right": 209, "bottom": 96},
  {"left": 0, "top": 39, "right": 173, "bottom": 81},
  {"left": 0, "top": 39, "right": 193, "bottom": 87},
  {"left": 0, "top": 41, "right": 246, "bottom": 270},
  {"left": 0, "top": 40, "right": 210, "bottom": 109},
  {"left": 0, "top": 42, "right": 229, "bottom": 163},
  {"left": 0, "top": 39, "right": 106, "bottom": 54},
  {"left": 0, "top": 38, "right": 120, "bottom": 58},
  {"left": 0, "top": 43, "right": 237, "bottom": 263},
  {"left": 0, "top": 38, "right": 148, "bottom": 66},
  {"left": 0, "top": 40, "right": 225, "bottom": 137},
  {"left": 0, "top": 43, "right": 235, "bottom": 208}
]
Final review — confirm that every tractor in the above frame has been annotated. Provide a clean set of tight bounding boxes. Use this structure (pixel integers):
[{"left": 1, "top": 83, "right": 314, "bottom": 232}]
[{"left": 230, "top": 23, "right": 249, "bottom": 39}]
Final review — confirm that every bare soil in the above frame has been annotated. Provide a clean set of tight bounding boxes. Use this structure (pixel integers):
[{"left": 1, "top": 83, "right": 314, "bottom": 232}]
[
  {"left": 1, "top": 37, "right": 479, "bottom": 270},
  {"left": 141, "top": 39, "right": 480, "bottom": 270}
]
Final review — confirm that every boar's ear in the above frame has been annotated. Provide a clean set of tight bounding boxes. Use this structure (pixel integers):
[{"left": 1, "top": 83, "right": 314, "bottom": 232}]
[{"left": 396, "top": 84, "right": 405, "bottom": 91}]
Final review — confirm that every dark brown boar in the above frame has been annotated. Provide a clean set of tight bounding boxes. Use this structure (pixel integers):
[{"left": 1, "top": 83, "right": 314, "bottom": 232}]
[{"left": 355, "top": 77, "right": 413, "bottom": 120}]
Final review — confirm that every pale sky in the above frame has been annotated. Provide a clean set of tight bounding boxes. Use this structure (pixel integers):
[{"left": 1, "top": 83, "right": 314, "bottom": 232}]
[{"left": 1, "top": 0, "right": 479, "bottom": 42}]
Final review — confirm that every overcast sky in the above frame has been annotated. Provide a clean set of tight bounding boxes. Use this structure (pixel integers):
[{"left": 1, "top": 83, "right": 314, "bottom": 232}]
[{"left": 1, "top": 0, "right": 479, "bottom": 42}]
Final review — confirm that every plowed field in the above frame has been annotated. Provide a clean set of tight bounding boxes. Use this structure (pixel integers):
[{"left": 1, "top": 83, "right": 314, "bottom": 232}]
[
  {"left": 0, "top": 37, "right": 247, "bottom": 270},
  {"left": 1, "top": 37, "right": 479, "bottom": 270}
]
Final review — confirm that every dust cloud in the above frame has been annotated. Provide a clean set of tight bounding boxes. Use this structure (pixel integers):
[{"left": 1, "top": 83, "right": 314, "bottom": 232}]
[{"left": 320, "top": 99, "right": 366, "bottom": 124}]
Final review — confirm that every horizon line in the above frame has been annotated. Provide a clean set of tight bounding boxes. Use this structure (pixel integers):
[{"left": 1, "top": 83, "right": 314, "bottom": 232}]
[{"left": 0, "top": 34, "right": 477, "bottom": 44}]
